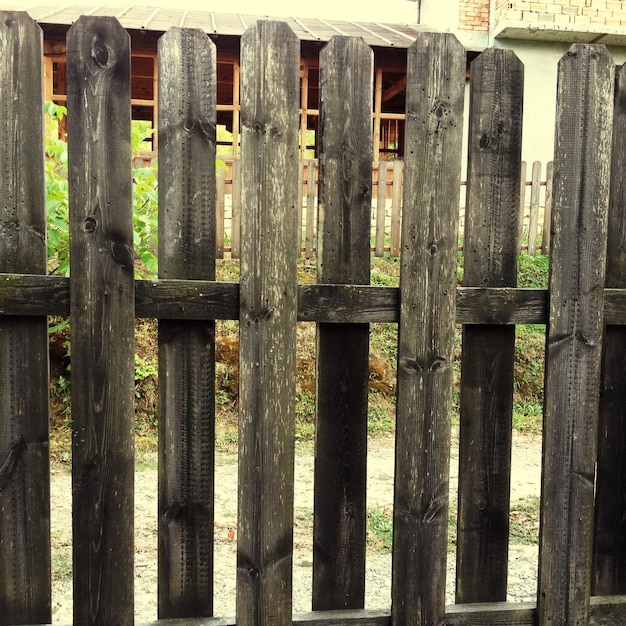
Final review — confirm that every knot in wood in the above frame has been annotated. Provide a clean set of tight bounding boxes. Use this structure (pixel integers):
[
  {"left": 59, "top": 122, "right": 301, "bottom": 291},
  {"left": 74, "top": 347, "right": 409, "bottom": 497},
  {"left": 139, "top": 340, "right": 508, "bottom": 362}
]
[
  {"left": 399, "top": 357, "right": 422, "bottom": 374},
  {"left": 84, "top": 216, "right": 97, "bottom": 233},
  {"left": 91, "top": 39, "right": 110, "bottom": 67}
]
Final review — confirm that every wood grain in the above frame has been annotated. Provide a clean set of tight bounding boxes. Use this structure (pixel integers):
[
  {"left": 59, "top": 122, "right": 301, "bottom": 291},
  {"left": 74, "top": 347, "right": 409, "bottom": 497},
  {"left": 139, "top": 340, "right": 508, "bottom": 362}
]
[
  {"left": 537, "top": 44, "right": 614, "bottom": 625},
  {"left": 157, "top": 27, "right": 217, "bottom": 619},
  {"left": 456, "top": 48, "right": 523, "bottom": 603},
  {"left": 593, "top": 60, "right": 626, "bottom": 595},
  {"left": 0, "top": 11, "right": 50, "bottom": 625},
  {"left": 313, "top": 35, "right": 373, "bottom": 610},
  {"left": 67, "top": 16, "right": 135, "bottom": 624},
  {"left": 237, "top": 21, "right": 300, "bottom": 624},
  {"left": 391, "top": 32, "right": 465, "bottom": 625}
]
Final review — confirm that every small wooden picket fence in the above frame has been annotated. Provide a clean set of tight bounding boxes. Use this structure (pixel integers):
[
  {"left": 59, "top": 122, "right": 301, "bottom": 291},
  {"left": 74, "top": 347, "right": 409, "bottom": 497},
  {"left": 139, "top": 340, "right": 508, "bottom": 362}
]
[{"left": 2, "top": 10, "right": 626, "bottom": 626}]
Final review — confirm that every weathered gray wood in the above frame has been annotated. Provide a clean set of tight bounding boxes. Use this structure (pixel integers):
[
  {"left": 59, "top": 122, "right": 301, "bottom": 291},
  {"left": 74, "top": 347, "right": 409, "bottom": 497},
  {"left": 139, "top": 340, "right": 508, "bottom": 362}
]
[
  {"left": 0, "top": 11, "right": 50, "bottom": 625},
  {"left": 593, "top": 60, "right": 626, "bottom": 595},
  {"left": 237, "top": 21, "right": 299, "bottom": 624},
  {"left": 391, "top": 32, "right": 465, "bottom": 625},
  {"left": 40, "top": 596, "right": 626, "bottom": 626},
  {"left": 456, "top": 48, "right": 523, "bottom": 603},
  {"left": 542, "top": 161, "right": 553, "bottom": 254},
  {"left": 231, "top": 158, "right": 241, "bottom": 259},
  {"left": 305, "top": 159, "right": 316, "bottom": 260},
  {"left": 216, "top": 168, "right": 225, "bottom": 258},
  {"left": 313, "top": 35, "right": 373, "bottom": 611},
  {"left": 140, "top": 608, "right": 391, "bottom": 626},
  {"left": 375, "top": 161, "right": 388, "bottom": 256},
  {"left": 518, "top": 160, "right": 527, "bottom": 254},
  {"left": 157, "top": 27, "right": 217, "bottom": 619},
  {"left": 389, "top": 160, "right": 402, "bottom": 257},
  {"left": 66, "top": 16, "right": 135, "bottom": 624},
  {"left": 537, "top": 44, "right": 614, "bottom": 625},
  {"left": 528, "top": 161, "right": 541, "bottom": 255},
  {"left": 13, "top": 275, "right": 626, "bottom": 327}
]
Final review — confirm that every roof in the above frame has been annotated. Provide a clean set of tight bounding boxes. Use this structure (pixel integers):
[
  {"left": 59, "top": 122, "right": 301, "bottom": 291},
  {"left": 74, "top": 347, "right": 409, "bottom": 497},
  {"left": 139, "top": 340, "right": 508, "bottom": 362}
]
[{"left": 5, "top": 4, "right": 428, "bottom": 48}]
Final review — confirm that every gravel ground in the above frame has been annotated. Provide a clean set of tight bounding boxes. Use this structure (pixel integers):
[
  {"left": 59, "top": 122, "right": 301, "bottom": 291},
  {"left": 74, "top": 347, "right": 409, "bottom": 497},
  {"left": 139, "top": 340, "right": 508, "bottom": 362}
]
[{"left": 50, "top": 434, "right": 542, "bottom": 622}]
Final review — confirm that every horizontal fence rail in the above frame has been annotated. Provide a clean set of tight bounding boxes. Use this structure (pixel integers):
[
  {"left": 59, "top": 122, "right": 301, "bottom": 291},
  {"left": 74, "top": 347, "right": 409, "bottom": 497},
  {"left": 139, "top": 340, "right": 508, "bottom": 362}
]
[{"left": 2, "top": 10, "right": 626, "bottom": 626}]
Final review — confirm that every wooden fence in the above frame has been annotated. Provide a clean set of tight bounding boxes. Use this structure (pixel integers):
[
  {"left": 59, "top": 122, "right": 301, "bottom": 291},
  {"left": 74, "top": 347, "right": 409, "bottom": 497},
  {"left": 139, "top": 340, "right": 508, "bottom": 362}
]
[
  {"left": 135, "top": 155, "right": 554, "bottom": 259},
  {"left": 2, "top": 11, "right": 626, "bottom": 626}
]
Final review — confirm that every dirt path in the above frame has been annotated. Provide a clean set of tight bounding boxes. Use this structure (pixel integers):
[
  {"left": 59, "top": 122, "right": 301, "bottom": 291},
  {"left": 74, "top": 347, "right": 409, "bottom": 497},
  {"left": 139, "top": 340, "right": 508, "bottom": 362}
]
[{"left": 50, "top": 433, "right": 542, "bottom": 622}]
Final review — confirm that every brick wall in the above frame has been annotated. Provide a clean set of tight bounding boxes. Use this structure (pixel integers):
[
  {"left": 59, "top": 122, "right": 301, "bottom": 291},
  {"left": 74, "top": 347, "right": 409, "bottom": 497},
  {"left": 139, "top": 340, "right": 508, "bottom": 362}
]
[
  {"left": 459, "top": 0, "right": 491, "bottom": 32},
  {"left": 495, "top": 0, "right": 626, "bottom": 28}
]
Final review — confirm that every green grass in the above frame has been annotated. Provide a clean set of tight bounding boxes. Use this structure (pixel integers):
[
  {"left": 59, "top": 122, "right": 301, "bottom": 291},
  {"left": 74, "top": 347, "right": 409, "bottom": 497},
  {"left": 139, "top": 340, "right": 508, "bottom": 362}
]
[{"left": 366, "top": 495, "right": 541, "bottom": 555}]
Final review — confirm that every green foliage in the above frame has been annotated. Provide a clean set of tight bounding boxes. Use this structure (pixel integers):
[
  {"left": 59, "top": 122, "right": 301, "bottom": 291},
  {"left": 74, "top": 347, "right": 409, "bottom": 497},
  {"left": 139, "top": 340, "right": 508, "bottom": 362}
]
[
  {"left": 517, "top": 252, "right": 550, "bottom": 288},
  {"left": 45, "top": 102, "right": 70, "bottom": 276},
  {"left": 44, "top": 102, "right": 159, "bottom": 279},
  {"left": 132, "top": 164, "right": 158, "bottom": 277},
  {"left": 367, "top": 507, "right": 393, "bottom": 553}
]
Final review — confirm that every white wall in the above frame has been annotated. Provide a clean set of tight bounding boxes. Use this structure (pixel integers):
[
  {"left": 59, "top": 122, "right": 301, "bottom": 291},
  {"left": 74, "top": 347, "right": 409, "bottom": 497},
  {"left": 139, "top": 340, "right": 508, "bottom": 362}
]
[{"left": 488, "top": 39, "right": 626, "bottom": 167}]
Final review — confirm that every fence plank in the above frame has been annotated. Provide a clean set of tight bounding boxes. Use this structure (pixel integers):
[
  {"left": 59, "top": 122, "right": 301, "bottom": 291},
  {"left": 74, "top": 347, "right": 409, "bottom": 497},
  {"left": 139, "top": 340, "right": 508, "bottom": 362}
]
[
  {"left": 517, "top": 160, "right": 527, "bottom": 254},
  {"left": 389, "top": 160, "right": 402, "bottom": 257},
  {"left": 456, "top": 48, "right": 523, "bottom": 603},
  {"left": 231, "top": 158, "right": 241, "bottom": 258},
  {"left": 306, "top": 159, "right": 317, "bottom": 260},
  {"left": 391, "top": 32, "right": 465, "bottom": 625},
  {"left": 375, "top": 161, "right": 388, "bottom": 256},
  {"left": 593, "top": 61, "right": 626, "bottom": 595},
  {"left": 157, "top": 27, "right": 217, "bottom": 619},
  {"left": 542, "top": 161, "right": 553, "bottom": 254},
  {"left": 537, "top": 44, "right": 614, "bottom": 625},
  {"left": 313, "top": 35, "right": 373, "bottom": 610},
  {"left": 527, "top": 161, "right": 541, "bottom": 255},
  {"left": 216, "top": 168, "right": 225, "bottom": 258},
  {"left": 237, "top": 21, "right": 299, "bottom": 624},
  {"left": 0, "top": 11, "right": 50, "bottom": 625},
  {"left": 66, "top": 16, "right": 135, "bottom": 624}
]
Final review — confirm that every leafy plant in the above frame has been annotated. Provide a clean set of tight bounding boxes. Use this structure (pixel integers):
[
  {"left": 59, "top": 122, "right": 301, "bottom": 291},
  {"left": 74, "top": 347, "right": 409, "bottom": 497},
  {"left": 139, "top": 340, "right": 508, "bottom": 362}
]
[
  {"left": 44, "top": 103, "right": 160, "bottom": 279},
  {"left": 45, "top": 102, "right": 70, "bottom": 276}
]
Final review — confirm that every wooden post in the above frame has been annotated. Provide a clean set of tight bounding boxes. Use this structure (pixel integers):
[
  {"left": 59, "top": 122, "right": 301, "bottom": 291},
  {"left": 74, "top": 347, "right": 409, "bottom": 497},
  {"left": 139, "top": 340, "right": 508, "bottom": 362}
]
[
  {"left": 542, "top": 161, "right": 553, "bottom": 254},
  {"left": 305, "top": 159, "right": 316, "bottom": 261},
  {"left": 313, "top": 35, "right": 373, "bottom": 611},
  {"left": 456, "top": 47, "right": 523, "bottom": 604},
  {"left": 518, "top": 160, "right": 527, "bottom": 254},
  {"left": 67, "top": 16, "right": 135, "bottom": 624},
  {"left": 0, "top": 11, "right": 50, "bottom": 625},
  {"left": 391, "top": 32, "right": 465, "bottom": 625},
  {"left": 528, "top": 160, "right": 541, "bottom": 255},
  {"left": 216, "top": 167, "right": 225, "bottom": 259},
  {"left": 231, "top": 158, "right": 242, "bottom": 259},
  {"left": 237, "top": 21, "right": 299, "bottom": 624},
  {"left": 593, "top": 61, "right": 626, "bottom": 596},
  {"left": 375, "top": 161, "right": 388, "bottom": 256},
  {"left": 390, "top": 160, "right": 403, "bottom": 257},
  {"left": 157, "top": 27, "right": 217, "bottom": 619},
  {"left": 538, "top": 44, "right": 614, "bottom": 625}
]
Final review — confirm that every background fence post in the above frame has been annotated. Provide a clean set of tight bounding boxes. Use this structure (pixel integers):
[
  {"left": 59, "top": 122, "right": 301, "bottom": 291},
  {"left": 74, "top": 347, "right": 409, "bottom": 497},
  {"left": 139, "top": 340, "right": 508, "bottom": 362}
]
[
  {"left": 312, "top": 35, "right": 373, "bottom": 611},
  {"left": 157, "top": 27, "right": 217, "bottom": 619},
  {"left": 67, "top": 16, "right": 135, "bottom": 624},
  {"left": 0, "top": 11, "right": 50, "bottom": 625},
  {"left": 237, "top": 20, "right": 299, "bottom": 624},
  {"left": 391, "top": 32, "right": 465, "bottom": 625},
  {"left": 538, "top": 43, "right": 614, "bottom": 624},
  {"left": 593, "top": 60, "right": 626, "bottom": 596},
  {"left": 456, "top": 47, "right": 523, "bottom": 604}
]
